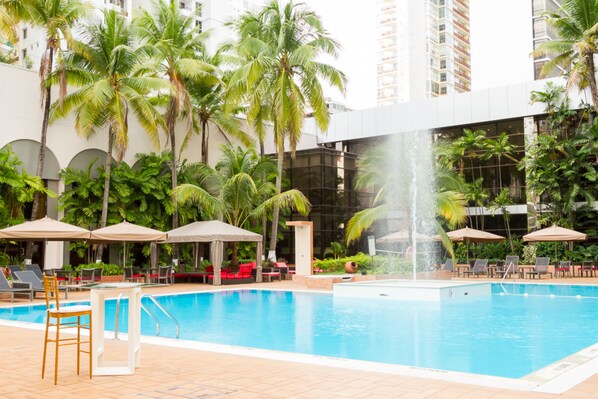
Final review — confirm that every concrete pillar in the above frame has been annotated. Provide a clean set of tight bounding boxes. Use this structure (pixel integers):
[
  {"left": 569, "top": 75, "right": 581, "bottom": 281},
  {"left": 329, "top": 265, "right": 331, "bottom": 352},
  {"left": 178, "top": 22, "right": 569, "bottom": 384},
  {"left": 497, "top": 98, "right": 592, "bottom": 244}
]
[{"left": 286, "top": 221, "right": 313, "bottom": 275}]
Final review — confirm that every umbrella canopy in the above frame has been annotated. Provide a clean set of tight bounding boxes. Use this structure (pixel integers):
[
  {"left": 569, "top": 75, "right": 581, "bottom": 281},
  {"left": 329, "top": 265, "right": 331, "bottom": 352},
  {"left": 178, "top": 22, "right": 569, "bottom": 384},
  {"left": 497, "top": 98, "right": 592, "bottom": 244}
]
[
  {"left": 377, "top": 230, "right": 433, "bottom": 243},
  {"left": 90, "top": 221, "right": 166, "bottom": 242},
  {"left": 434, "top": 227, "right": 506, "bottom": 243},
  {"left": 0, "top": 216, "right": 90, "bottom": 241},
  {"left": 523, "top": 225, "right": 587, "bottom": 242},
  {"left": 166, "top": 220, "right": 261, "bottom": 243},
  {"left": 166, "top": 220, "right": 262, "bottom": 286}
]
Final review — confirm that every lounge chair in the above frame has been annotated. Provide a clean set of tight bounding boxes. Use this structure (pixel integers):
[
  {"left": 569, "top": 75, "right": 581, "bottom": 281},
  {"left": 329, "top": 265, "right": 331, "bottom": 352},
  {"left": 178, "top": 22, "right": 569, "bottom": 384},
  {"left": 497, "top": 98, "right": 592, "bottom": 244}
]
[
  {"left": 526, "top": 257, "right": 552, "bottom": 279},
  {"left": 555, "top": 261, "right": 571, "bottom": 278},
  {"left": 503, "top": 255, "right": 519, "bottom": 278},
  {"left": 275, "top": 261, "right": 295, "bottom": 279},
  {"left": 0, "top": 271, "right": 32, "bottom": 302},
  {"left": 6, "top": 265, "right": 22, "bottom": 278},
  {"left": 441, "top": 258, "right": 454, "bottom": 275},
  {"left": 462, "top": 259, "right": 489, "bottom": 277},
  {"left": 14, "top": 270, "right": 69, "bottom": 299},
  {"left": 25, "top": 263, "right": 44, "bottom": 280}
]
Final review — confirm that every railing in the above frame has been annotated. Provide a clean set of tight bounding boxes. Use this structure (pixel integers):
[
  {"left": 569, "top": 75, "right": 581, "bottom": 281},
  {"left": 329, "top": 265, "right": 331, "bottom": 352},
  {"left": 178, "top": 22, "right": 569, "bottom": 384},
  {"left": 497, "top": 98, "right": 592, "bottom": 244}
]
[{"left": 114, "top": 293, "right": 180, "bottom": 339}]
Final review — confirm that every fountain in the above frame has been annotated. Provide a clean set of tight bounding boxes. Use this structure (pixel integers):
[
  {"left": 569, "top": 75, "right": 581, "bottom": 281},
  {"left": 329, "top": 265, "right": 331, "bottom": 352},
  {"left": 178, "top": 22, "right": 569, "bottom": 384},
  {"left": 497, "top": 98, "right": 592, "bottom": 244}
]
[{"left": 333, "top": 131, "right": 491, "bottom": 301}]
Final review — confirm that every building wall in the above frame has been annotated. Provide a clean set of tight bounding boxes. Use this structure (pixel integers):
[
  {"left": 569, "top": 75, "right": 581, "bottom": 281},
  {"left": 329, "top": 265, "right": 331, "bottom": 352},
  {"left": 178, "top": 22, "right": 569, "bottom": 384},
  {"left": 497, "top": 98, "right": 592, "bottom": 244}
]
[{"left": 377, "top": 0, "right": 471, "bottom": 105}]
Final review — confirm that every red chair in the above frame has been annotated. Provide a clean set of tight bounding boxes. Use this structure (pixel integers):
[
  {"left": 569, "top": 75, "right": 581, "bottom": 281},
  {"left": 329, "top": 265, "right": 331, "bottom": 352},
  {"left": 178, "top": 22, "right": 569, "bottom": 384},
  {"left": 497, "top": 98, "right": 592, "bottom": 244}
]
[{"left": 274, "top": 261, "right": 295, "bottom": 280}]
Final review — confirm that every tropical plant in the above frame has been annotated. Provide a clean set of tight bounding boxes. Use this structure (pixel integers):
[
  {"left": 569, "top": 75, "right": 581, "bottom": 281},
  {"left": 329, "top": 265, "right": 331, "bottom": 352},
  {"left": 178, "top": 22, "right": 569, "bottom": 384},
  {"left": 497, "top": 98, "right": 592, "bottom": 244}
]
[
  {"left": 323, "top": 241, "right": 347, "bottom": 259},
  {"left": 12, "top": 0, "right": 90, "bottom": 261},
  {"left": 174, "top": 144, "right": 311, "bottom": 265},
  {"left": 184, "top": 51, "right": 251, "bottom": 165},
  {"left": 482, "top": 132, "right": 518, "bottom": 192},
  {"left": 345, "top": 141, "right": 467, "bottom": 258},
  {"left": 49, "top": 10, "right": 167, "bottom": 260},
  {"left": 135, "top": 0, "right": 216, "bottom": 236},
  {"left": 228, "top": 0, "right": 346, "bottom": 259},
  {"left": 533, "top": 0, "right": 598, "bottom": 110},
  {"left": 463, "top": 178, "right": 488, "bottom": 229},
  {"left": 0, "top": 145, "right": 53, "bottom": 228},
  {"left": 0, "top": 0, "right": 29, "bottom": 48},
  {"left": 488, "top": 188, "right": 515, "bottom": 251}
]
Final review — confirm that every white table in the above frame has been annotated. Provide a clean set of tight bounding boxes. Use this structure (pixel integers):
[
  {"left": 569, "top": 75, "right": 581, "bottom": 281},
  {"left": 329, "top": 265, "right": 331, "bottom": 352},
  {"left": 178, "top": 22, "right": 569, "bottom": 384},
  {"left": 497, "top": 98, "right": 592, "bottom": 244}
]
[{"left": 89, "top": 282, "right": 143, "bottom": 376}]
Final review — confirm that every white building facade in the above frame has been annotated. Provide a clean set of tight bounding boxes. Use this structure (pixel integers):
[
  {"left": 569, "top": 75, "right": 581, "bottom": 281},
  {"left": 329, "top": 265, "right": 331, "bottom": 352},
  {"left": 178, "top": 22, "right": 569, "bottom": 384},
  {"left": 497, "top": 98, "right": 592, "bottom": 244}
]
[{"left": 377, "top": 0, "right": 471, "bottom": 105}]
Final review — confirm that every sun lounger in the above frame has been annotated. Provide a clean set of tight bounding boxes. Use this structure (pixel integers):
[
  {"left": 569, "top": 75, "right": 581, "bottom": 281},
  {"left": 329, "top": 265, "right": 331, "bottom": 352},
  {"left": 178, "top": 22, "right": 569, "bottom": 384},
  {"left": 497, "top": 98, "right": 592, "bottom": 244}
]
[
  {"left": 526, "top": 257, "right": 552, "bottom": 279},
  {"left": 14, "top": 270, "right": 69, "bottom": 299},
  {"left": 462, "top": 259, "right": 489, "bottom": 277},
  {"left": 25, "top": 264, "right": 44, "bottom": 280},
  {"left": 0, "top": 271, "right": 33, "bottom": 302}
]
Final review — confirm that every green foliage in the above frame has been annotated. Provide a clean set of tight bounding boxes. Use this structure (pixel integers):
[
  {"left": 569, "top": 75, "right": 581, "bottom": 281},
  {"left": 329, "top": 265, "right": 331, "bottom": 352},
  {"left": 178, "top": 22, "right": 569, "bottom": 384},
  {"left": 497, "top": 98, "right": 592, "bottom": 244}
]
[
  {"left": 76, "top": 262, "right": 123, "bottom": 276},
  {"left": 323, "top": 241, "right": 347, "bottom": 259},
  {"left": 521, "top": 245, "right": 536, "bottom": 265},
  {"left": 314, "top": 253, "right": 373, "bottom": 274}
]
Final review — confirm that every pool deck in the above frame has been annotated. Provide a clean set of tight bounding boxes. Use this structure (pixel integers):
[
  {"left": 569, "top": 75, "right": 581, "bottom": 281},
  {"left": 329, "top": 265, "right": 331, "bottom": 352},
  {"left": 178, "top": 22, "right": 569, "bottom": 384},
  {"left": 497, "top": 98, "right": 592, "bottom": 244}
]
[{"left": 2, "top": 277, "right": 598, "bottom": 398}]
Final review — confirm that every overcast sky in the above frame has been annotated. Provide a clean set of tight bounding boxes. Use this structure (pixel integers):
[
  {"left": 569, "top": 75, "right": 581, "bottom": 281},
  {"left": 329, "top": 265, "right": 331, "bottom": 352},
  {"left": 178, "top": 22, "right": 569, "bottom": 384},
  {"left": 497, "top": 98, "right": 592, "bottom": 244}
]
[{"left": 303, "top": 0, "right": 534, "bottom": 111}]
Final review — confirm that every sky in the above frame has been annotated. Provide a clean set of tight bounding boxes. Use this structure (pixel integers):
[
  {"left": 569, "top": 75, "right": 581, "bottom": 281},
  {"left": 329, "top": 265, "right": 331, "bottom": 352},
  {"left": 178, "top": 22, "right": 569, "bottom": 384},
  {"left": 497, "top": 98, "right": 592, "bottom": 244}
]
[{"left": 303, "top": 0, "right": 534, "bottom": 111}]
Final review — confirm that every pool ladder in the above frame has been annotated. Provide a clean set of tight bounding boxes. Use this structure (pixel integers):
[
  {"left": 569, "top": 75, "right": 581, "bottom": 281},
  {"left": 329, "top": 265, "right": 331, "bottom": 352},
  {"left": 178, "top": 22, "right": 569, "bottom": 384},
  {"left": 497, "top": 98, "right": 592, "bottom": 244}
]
[{"left": 114, "top": 293, "right": 180, "bottom": 339}]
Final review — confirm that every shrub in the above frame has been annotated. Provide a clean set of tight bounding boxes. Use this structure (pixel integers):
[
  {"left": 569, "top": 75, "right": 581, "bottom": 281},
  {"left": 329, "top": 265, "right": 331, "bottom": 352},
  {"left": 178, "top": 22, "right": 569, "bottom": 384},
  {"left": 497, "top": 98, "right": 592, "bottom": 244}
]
[{"left": 76, "top": 262, "right": 123, "bottom": 276}]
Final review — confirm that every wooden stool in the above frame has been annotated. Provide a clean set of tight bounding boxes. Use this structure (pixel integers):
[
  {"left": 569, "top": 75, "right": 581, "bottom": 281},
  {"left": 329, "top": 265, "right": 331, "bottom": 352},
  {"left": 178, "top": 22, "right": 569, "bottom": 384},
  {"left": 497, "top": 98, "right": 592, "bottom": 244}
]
[{"left": 42, "top": 275, "right": 93, "bottom": 384}]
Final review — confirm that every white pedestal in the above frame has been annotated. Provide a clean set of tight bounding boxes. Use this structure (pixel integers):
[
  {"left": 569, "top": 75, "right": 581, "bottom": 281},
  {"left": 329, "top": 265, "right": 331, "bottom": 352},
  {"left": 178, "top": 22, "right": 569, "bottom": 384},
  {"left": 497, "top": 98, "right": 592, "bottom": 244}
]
[{"left": 90, "top": 283, "right": 142, "bottom": 375}]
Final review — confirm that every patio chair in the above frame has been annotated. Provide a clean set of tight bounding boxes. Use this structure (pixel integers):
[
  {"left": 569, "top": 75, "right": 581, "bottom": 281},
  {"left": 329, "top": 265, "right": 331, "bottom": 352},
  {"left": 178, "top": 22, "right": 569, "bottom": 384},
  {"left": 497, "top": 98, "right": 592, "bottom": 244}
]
[
  {"left": 73, "top": 268, "right": 96, "bottom": 285},
  {"left": 25, "top": 263, "right": 44, "bottom": 280},
  {"left": 526, "top": 257, "right": 552, "bottom": 279},
  {"left": 261, "top": 266, "right": 282, "bottom": 282},
  {"left": 0, "top": 271, "right": 32, "bottom": 302},
  {"left": 503, "top": 256, "right": 519, "bottom": 278},
  {"left": 275, "top": 261, "right": 295, "bottom": 280},
  {"left": 124, "top": 267, "right": 145, "bottom": 283},
  {"left": 462, "top": 259, "right": 489, "bottom": 278},
  {"left": 491, "top": 260, "right": 505, "bottom": 277},
  {"left": 580, "top": 261, "right": 594, "bottom": 277},
  {"left": 555, "top": 261, "right": 571, "bottom": 278},
  {"left": 14, "top": 270, "right": 69, "bottom": 299},
  {"left": 41, "top": 275, "right": 92, "bottom": 385},
  {"left": 151, "top": 265, "right": 172, "bottom": 284}
]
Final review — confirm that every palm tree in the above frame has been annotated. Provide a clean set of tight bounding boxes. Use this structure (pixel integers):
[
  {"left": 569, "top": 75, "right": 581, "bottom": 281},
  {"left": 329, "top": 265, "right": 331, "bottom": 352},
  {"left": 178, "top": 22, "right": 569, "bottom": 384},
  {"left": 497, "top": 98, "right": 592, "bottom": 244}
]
[
  {"left": 15, "top": 0, "right": 90, "bottom": 261},
  {"left": 533, "top": 0, "right": 598, "bottom": 110},
  {"left": 174, "top": 144, "right": 310, "bottom": 266},
  {"left": 135, "top": 0, "right": 216, "bottom": 238},
  {"left": 49, "top": 9, "right": 167, "bottom": 260},
  {"left": 488, "top": 188, "right": 514, "bottom": 251},
  {"left": 345, "top": 143, "right": 467, "bottom": 249},
  {"left": 229, "top": 0, "right": 346, "bottom": 260},
  {"left": 482, "top": 132, "right": 517, "bottom": 193},
  {"left": 185, "top": 52, "right": 251, "bottom": 165},
  {"left": 0, "top": 0, "right": 25, "bottom": 45}
]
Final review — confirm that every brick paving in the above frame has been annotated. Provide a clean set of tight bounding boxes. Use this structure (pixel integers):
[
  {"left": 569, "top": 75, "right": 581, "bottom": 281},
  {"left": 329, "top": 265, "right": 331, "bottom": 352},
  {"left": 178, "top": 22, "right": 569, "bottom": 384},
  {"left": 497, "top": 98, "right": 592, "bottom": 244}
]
[{"left": 2, "top": 277, "right": 598, "bottom": 398}]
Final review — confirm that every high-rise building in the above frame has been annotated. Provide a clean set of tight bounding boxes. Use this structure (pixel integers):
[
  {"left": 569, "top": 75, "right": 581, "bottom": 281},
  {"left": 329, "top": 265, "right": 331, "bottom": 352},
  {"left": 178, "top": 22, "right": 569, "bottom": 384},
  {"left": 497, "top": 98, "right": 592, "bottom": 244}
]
[
  {"left": 15, "top": 0, "right": 265, "bottom": 69},
  {"left": 376, "top": 0, "right": 471, "bottom": 105},
  {"left": 531, "top": 0, "right": 562, "bottom": 80}
]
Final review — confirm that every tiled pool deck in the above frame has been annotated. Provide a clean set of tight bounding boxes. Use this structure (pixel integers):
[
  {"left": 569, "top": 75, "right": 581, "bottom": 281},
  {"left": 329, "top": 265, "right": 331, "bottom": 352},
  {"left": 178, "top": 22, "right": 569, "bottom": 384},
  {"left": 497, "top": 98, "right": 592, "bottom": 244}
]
[{"left": 2, "top": 277, "right": 598, "bottom": 398}]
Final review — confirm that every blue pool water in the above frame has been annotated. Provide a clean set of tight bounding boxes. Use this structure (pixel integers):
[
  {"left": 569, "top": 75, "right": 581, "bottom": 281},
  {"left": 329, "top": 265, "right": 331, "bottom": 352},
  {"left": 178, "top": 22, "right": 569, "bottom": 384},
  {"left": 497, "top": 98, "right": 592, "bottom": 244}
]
[{"left": 2, "top": 283, "right": 598, "bottom": 379}]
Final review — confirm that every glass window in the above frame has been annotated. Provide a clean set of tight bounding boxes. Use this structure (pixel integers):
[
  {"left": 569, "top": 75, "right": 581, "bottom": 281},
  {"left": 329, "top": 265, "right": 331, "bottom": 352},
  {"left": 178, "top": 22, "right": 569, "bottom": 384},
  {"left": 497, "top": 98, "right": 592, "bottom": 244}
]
[
  {"left": 440, "top": 59, "right": 446, "bottom": 69},
  {"left": 439, "top": 33, "right": 446, "bottom": 44},
  {"left": 22, "top": 28, "right": 27, "bottom": 39}
]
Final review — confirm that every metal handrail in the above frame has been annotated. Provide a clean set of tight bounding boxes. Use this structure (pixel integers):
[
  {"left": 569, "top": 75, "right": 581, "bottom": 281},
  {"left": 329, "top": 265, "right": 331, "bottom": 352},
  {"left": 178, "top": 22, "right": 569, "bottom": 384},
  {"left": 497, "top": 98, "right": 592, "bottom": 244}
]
[
  {"left": 141, "top": 293, "right": 180, "bottom": 339},
  {"left": 113, "top": 293, "right": 180, "bottom": 339}
]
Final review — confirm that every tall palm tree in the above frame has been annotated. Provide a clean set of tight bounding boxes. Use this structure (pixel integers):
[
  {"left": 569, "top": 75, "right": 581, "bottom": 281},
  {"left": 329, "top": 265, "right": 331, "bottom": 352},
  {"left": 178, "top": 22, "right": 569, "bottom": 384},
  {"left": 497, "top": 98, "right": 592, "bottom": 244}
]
[
  {"left": 135, "top": 0, "right": 216, "bottom": 237},
  {"left": 229, "top": 0, "right": 346, "bottom": 260},
  {"left": 15, "top": 0, "right": 90, "bottom": 261},
  {"left": 49, "top": 9, "right": 167, "bottom": 260},
  {"left": 533, "top": 0, "right": 598, "bottom": 110},
  {"left": 482, "top": 132, "right": 517, "bottom": 193},
  {"left": 185, "top": 52, "right": 251, "bottom": 165},
  {"left": 174, "top": 144, "right": 310, "bottom": 266}
]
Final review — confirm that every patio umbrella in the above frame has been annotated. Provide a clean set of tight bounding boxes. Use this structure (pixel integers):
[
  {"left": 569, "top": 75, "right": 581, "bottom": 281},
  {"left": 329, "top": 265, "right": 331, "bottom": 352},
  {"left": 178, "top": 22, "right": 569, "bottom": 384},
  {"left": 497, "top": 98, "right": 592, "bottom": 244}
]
[
  {"left": 523, "top": 225, "right": 587, "bottom": 260},
  {"left": 432, "top": 227, "right": 506, "bottom": 261},
  {"left": 90, "top": 221, "right": 167, "bottom": 267},
  {"left": 0, "top": 216, "right": 90, "bottom": 240},
  {"left": 377, "top": 230, "right": 434, "bottom": 243}
]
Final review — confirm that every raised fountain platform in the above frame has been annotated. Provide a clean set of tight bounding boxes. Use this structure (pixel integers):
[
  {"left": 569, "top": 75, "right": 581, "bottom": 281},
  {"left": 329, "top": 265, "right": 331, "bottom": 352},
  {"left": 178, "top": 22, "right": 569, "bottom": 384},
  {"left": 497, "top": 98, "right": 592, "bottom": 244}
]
[{"left": 333, "top": 279, "right": 492, "bottom": 301}]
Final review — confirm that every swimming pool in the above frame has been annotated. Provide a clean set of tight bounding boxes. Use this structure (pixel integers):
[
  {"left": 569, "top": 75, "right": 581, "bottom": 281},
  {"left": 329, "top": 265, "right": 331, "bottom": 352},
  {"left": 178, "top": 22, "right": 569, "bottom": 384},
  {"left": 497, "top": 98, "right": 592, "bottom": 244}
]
[{"left": 2, "top": 283, "right": 598, "bottom": 380}]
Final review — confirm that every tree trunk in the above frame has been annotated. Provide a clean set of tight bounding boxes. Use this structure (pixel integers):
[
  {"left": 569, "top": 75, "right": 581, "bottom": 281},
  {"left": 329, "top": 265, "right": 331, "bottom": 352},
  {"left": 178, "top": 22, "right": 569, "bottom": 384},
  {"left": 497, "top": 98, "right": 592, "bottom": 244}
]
[
  {"left": 268, "top": 152, "right": 284, "bottom": 261},
  {"left": 25, "top": 44, "right": 54, "bottom": 263},
  {"left": 96, "top": 128, "right": 114, "bottom": 262},
  {"left": 201, "top": 120, "right": 208, "bottom": 164},
  {"left": 168, "top": 97, "right": 179, "bottom": 259},
  {"left": 259, "top": 141, "right": 267, "bottom": 259},
  {"left": 586, "top": 53, "right": 598, "bottom": 112}
]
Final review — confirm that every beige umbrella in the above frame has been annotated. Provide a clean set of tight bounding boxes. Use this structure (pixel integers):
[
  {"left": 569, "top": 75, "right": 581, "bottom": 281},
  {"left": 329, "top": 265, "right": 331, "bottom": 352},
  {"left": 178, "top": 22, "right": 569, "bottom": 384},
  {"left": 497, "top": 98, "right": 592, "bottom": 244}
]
[
  {"left": 377, "top": 230, "right": 433, "bottom": 243},
  {"left": 523, "top": 225, "right": 587, "bottom": 260},
  {"left": 90, "top": 221, "right": 166, "bottom": 268},
  {"left": 523, "top": 225, "right": 587, "bottom": 242},
  {"left": 432, "top": 227, "right": 506, "bottom": 261},
  {"left": 0, "top": 216, "right": 90, "bottom": 240}
]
